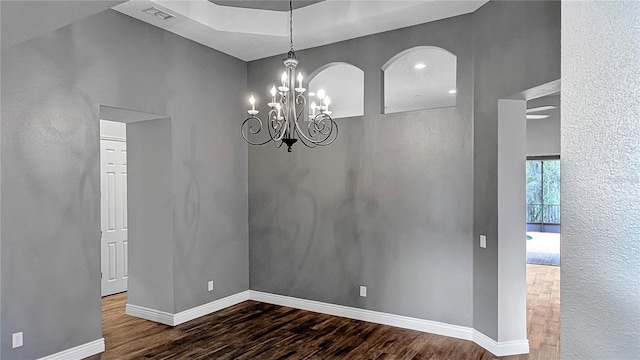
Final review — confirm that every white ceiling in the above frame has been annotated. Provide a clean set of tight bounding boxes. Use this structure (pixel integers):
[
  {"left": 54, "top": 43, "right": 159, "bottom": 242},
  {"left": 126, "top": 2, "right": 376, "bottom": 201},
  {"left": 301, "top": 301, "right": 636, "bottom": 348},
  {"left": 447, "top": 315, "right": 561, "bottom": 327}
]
[
  {"left": 113, "top": 0, "right": 488, "bottom": 61},
  {"left": 209, "top": 0, "right": 325, "bottom": 12},
  {"left": 527, "top": 94, "right": 560, "bottom": 122}
]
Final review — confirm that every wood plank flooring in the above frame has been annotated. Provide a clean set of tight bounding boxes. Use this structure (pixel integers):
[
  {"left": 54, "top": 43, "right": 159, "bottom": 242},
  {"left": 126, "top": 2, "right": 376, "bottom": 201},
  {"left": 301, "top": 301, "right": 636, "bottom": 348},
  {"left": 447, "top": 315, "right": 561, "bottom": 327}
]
[{"left": 86, "top": 264, "right": 559, "bottom": 360}]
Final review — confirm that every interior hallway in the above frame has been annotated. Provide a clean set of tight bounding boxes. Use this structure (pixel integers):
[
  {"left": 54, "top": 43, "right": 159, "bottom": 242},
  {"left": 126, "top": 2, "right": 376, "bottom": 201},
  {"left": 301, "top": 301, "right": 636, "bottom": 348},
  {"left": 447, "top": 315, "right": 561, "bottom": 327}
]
[{"left": 88, "top": 264, "right": 559, "bottom": 360}]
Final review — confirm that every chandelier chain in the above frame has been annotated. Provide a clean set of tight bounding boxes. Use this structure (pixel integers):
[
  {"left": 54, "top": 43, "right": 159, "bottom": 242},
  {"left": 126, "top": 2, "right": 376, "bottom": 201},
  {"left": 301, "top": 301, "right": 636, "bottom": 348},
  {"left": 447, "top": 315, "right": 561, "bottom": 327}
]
[{"left": 289, "top": 0, "right": 294, "bottom": 52}]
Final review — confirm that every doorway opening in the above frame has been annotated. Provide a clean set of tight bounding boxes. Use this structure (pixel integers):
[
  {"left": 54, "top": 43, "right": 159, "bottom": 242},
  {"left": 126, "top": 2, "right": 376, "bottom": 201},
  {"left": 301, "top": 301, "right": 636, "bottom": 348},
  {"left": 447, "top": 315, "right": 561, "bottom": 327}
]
[
  {"left": 98, "top": 105, "right": 173, "bottom": 351},
  {"left": 497, "top": 80, "right": 560, "bottom": 357},
  {"left": 524, "top": 93, "right": 561, "bottom": 358}
]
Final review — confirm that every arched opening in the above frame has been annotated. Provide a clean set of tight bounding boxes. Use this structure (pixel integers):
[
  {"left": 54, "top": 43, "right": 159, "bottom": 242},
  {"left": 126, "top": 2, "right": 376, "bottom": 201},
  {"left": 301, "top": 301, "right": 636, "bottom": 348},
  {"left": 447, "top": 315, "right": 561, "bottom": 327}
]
[
  {"left": 308, "top": 62, "right": 364, "bottom": 119},
  {"left": 382, "top": 46, "right": 457, "bottom": 114}
]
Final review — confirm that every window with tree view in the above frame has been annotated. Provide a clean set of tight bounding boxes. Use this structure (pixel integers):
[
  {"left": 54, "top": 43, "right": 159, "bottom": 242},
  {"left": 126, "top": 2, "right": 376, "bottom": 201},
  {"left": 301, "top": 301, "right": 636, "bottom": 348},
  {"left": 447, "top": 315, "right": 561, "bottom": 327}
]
[{"left": 526, "top": 158, "right": 560, "bottom": 225}]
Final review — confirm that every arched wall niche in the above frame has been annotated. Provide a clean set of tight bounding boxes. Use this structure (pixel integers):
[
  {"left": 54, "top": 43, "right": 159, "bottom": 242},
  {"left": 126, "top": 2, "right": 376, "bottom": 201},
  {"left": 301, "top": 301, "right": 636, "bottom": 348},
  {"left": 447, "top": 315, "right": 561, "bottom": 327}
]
[
  {"left": 382, "top": 46, "right": 457, "bottom": 114},
  {"left": 307, "top": 62, "right": 364, "bottom": 119}
]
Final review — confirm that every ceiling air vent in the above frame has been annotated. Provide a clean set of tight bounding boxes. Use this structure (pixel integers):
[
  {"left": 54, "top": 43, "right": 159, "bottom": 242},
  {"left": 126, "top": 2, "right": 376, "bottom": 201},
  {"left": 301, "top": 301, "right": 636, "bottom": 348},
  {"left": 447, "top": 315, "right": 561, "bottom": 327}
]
[{"left": 142, "top": 7, "right": 175, "bottom": 20}]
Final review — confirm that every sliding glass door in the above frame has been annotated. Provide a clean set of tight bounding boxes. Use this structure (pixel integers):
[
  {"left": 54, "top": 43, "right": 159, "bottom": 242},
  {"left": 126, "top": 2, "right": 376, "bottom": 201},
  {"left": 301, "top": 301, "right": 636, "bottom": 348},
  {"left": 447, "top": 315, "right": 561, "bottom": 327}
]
[{"left": 526, "top": 157, "right": 560, "bottom": 232}]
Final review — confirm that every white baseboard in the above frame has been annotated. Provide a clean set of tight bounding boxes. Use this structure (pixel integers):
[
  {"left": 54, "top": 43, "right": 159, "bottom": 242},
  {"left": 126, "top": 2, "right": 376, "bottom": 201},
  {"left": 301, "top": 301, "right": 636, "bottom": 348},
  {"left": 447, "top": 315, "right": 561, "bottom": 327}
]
[
  {"left": 125, "top": 289, "right": 528, "bottom": 357},
  {"left": 126, "top": 303, "right": 174, "bottom": 325},
  {"left": 249, "top": 290, "right": 472, "bottom": 340},
  {"left": 173, "top": 290, "right": 250, "bottom": 325},
  {"left": 126, "top": 290, "right": 250, "bottom": 326},
  {"left": 248, "top": 290, "right": 529, "bottom": 357},
  {"left": 38, "top": 338, "right": 105, "bottom": 360},
  {"left": 473, "top": 330, "right": 530, "bottom": 357}
]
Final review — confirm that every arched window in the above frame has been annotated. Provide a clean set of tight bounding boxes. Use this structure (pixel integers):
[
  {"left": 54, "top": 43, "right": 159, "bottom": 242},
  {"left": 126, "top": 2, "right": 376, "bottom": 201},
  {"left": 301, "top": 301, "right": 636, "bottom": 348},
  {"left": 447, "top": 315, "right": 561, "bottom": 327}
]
[
  {"left": 382, "top": 46, "right": 457, "bottom": 114},
  {"left": 308, "top": 62, "right": 364, "bottom": 119}
]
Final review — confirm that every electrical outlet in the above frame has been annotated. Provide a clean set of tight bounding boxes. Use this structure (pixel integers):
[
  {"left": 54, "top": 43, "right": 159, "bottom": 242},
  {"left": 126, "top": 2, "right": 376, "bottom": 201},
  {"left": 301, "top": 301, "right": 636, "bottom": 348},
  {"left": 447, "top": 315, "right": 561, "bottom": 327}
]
[
  {"left": 12, "top": 332, "right": 23, "bottom": 348},
  {"left": 208, "top": 280, "right": 214, "bottom": 292},
  {"left": 359, "top": 286, "right": 367, "bottom": 297},
  {"left": 480, "top": 235, "right": 487, "bottom": 249}
]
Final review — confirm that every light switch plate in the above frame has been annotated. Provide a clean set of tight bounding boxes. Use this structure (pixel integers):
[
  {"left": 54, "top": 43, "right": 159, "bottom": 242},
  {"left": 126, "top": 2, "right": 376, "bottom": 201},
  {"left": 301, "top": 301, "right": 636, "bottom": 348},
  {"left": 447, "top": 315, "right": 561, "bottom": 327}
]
[{"left": 480, "top": 235, "right": 487, "bottom": 248}]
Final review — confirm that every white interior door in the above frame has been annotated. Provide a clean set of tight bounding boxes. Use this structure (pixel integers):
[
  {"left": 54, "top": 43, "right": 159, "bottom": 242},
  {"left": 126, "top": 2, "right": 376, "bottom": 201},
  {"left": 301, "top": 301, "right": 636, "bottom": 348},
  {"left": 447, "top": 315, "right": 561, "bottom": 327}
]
[{"left": 101, "top": 139, "right": 128, "bottom": 296}]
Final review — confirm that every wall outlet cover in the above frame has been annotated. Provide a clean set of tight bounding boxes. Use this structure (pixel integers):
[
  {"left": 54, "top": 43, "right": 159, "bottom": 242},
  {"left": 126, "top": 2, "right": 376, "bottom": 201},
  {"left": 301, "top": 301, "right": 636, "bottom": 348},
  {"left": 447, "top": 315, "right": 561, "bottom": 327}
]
[
  {"left": 12, "top": 332, "right": 23, "bottom": 348},
  {"left": 359, "top": 286, "right": 367, "bottom": 297},
  {"left": 480, "top": 235, "right": 487, "bottom": 248},
  {"left": 208, "top": 280, "right": 214, "bottom": 292}
]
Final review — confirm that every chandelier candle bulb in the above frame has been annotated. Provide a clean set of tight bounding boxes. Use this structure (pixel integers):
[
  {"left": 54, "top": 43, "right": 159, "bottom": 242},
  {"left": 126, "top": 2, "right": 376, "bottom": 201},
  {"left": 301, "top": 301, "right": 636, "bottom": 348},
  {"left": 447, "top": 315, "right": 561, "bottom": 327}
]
[
  {"left": 268, "top": 85, "right": 277, "bottom": 107},
  {"left": 311, "top": 101, "right": 317, "bottom": 117},
  {"left": 317, "top": 89, "right": 326, "bottom": 100},
  {"left": 247, "top": 95, "right": 259, "bottom": 115},
  {"left": 297, "top": 72, "right": 303, "bottom": 88}
]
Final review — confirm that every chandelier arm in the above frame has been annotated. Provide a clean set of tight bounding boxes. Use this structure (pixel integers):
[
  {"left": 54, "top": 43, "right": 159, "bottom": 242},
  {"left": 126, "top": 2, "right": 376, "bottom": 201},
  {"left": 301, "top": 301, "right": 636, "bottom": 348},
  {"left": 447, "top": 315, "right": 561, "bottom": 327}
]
[
  {"left": 313, "top": 116, "right": 338, "bottom": 144},
  {"left": 295, "top": 114, "right": 335, "bottom": 144},
  {"left": 315, "top": 118, "right": 339, "bottom": 146},
  {"left": 241, "top": 116, "right": 276, "bottom": 146},
  {"left": 313, "top": 114, "right": 335, "bottom": 137},
  {"left": 311, "top": 116, "right": 331, "bottom": 135},
  {"left": 295, "top": 93, "right": 306, "bottom": 120},
  {"left": 267, "top": 109, "right": 286, "bottom": 141},
  {"left": 294, "top": 117, "right": 338, "bottom": 148},
  {"left": 268, "top": 108, "right": 289, "bottom": 142},
  {"left": 266, "top": 113, "right": 285, "bottom": 149},
  {"left": 294, "top": 129, "right": 320, "bottom": 148},
  {"left": 307, "top": 116, "right": 319, "bottom": 137}
]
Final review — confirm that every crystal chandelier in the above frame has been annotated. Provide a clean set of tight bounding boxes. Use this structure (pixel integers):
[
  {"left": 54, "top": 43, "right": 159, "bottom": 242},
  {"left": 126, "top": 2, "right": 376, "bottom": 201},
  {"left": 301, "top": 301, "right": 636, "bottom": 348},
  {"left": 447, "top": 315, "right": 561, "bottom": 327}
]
[{"left": 241, "top": 0, "right": 338, "bottom": 152}]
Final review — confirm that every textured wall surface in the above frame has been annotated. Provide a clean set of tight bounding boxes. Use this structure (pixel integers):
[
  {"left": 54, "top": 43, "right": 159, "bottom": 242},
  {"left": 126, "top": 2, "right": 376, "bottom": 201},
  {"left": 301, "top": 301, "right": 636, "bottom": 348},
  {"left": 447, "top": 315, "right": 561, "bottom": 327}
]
[
  {"left": 248, "top": 14, "right": 475, "bottom": 327},
  {"left": 0, "top": 0, "right": 124, "bottom": 51},
  {"left": 0, "top": 10, "right": 248, "bottom": 358},
  {"left": 561, "top": 1, "right": 640, "bottom": 358},
  {"left": 472, "top": 0, "right": 560, "bottom": 339}
]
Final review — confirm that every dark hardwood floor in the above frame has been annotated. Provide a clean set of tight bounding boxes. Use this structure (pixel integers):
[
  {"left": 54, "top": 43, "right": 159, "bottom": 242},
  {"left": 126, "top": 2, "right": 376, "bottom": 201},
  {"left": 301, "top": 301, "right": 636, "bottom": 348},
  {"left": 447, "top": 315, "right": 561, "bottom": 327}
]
[{"left": 87, "top": 264, "right": 559, "bottom": 360}]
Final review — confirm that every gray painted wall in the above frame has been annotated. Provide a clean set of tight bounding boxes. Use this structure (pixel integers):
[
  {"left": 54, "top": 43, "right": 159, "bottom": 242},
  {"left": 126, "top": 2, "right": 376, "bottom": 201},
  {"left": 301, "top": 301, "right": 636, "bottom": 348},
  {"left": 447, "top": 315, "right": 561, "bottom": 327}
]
[
  {"left": 0, "top": 9, "right": 248, "bottom": 359},
  {"left": 497, "top": 99, "right": 527, "bottom": 342},
  {"left": 0, "top": 0, "right": 125, "bottom": 51},
  {"left": 127, "top": 119, "right": 175, "bottom": 313},
  {"left": 472, "top": 0, "right": 560, "bottom": 339},
  {"left": 0, "top": 3, "right": 3, "bottom": 357},
  {"left": 561, "top": 1, "right": 640, "bottom": 358},
  {"left": 248, "top": 14, "right": 475, "bottom": 326}
]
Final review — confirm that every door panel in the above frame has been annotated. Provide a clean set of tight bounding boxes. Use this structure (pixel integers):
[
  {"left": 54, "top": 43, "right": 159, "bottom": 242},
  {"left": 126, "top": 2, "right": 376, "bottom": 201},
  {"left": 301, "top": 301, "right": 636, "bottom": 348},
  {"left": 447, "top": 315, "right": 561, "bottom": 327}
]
[{"left": 101, "top": 139, "right": 128, "bottom": 296}]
